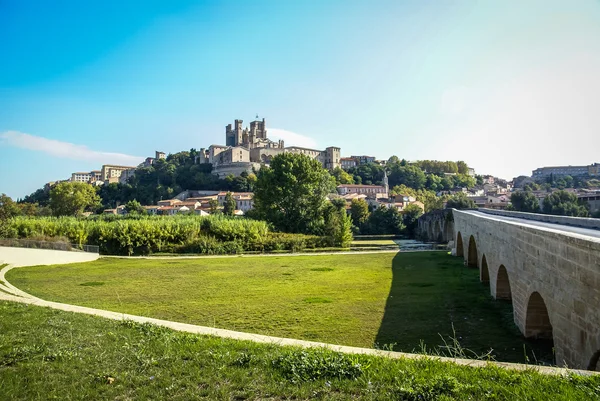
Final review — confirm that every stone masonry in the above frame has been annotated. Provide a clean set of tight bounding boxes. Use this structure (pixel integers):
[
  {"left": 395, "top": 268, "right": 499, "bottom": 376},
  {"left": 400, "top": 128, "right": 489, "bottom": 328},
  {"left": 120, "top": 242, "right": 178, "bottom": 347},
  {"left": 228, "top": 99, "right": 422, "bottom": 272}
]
[{"left": 440, "top": 209, "right": 600, "bottom": 370}]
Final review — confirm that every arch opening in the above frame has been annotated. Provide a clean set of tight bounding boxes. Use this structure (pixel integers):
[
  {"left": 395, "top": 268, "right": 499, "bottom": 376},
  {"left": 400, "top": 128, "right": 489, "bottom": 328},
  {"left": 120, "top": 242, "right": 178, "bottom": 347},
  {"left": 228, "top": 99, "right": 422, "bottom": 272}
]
[
  {"left": 525, "top": 292, "right": 553, "bottom": 341},
  {"left": 444, "top": 221, "right": 454, "bottom": 242},
  {"left": 496, "top": 265, "right": 512, "bottom": 300},
  {"left": 467, "top": 235, "right": 478, "bottom": 268},
  {"left": 480, "top": 254, "right": 489, "bottom": 284},
  {"left": 588, "top": 350, "right": 600, "bottom": 371},
  {"left": 433, "top": 220, "right": 441, "bottom": 242},
  {"left": 455, "top": 232, "right": 464, "bottom": 257}
]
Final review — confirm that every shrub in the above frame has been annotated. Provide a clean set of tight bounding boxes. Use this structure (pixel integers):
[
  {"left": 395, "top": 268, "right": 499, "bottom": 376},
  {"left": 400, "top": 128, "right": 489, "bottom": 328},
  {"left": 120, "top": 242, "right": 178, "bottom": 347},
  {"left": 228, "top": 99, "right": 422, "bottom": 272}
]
[
  {"left": 272, "top": 348, "right": 367, "bottom": 383},
  {"left": 2, "top": 215, "right": 334, "bottom": 256}
]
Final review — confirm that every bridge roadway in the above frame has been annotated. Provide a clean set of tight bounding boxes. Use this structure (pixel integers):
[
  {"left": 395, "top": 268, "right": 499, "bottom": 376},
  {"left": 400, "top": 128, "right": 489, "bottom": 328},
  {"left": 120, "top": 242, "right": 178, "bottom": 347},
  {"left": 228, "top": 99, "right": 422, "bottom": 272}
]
[{"left": 462, "top": 210, "right": 600, "bottom": 240}]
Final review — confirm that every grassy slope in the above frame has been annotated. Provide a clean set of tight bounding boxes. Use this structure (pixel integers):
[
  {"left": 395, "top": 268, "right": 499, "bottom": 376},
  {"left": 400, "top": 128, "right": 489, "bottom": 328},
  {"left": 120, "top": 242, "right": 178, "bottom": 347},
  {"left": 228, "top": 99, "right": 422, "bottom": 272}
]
[
  {"left": 1, "top": 301, "right": 598, "bottom": 401},
  {"left": 8, "top": 252, "right": 550, "bottom": 363}
]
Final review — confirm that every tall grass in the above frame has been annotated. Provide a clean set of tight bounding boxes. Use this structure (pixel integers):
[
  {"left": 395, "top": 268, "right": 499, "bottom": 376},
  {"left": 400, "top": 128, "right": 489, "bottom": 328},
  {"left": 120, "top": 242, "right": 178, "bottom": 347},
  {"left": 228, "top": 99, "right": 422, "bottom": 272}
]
[{"left": 2, "top": 215, "right": 323, "bottom": 255}]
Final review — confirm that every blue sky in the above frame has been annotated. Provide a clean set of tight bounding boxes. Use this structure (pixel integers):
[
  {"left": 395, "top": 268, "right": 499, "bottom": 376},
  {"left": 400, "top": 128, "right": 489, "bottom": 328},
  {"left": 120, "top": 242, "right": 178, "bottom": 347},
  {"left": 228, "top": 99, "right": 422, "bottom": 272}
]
[{"left": 2, "top": 0, "right": 600, "bottom": 199}]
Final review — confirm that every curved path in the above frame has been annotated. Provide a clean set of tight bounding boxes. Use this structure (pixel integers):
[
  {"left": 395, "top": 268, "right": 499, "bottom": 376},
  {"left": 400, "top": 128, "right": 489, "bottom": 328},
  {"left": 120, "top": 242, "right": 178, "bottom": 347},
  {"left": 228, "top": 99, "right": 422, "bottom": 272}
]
[{"left": 0, "top": 260, "right": 595, "bottom": 376}]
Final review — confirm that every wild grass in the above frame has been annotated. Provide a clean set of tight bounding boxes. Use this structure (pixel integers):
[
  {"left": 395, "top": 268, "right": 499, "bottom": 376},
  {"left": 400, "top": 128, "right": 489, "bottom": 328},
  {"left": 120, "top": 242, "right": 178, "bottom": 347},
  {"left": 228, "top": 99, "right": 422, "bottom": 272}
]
[
  {"left": 8, "top": 252, "right": 553, "bottom": 364},
  {"left": 0, "top": 301, "right": 598, "bottom": 400}
]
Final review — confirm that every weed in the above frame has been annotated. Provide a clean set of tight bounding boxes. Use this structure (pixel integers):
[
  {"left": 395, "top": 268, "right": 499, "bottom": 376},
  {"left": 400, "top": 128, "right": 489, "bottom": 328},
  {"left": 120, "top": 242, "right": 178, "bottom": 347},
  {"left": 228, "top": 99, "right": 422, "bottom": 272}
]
[{"left": 272, "top": 348, "right": 368, "bottom": 382}]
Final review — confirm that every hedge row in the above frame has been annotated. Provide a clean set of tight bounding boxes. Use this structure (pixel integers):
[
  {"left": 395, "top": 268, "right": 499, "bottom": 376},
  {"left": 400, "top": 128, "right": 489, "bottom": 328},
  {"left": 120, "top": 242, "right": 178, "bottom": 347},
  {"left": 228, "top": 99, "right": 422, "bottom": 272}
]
[{"left": 3, "top": 216, "right": 327, "bottom": 256}]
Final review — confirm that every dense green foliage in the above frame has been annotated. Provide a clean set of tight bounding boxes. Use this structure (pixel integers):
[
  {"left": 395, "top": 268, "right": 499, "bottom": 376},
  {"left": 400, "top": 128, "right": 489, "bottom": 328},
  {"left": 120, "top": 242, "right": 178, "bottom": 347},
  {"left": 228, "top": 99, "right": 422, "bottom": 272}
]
[
  {"left": 445, "top": 193, "right": 476, "bottom": 210},
  {"left": 2, "top": 301, "right": 597, "bottom": 400},
  {"left": 402, "top": 204, "right": 424, "bottom": 236},
  {"left": 124, "top": 199, "right": 146, "bottom": 215},
  {"left": 347, "top": 158, "right": 476, "bottom": 193},
  {"left": 542, "top": 190, "right": 590, "bottom": 217},
  {"left": 323, "top": 199, "right": 353, "bottom": 247},
  {"left": 361, "top": 206, "right": 405, "bottom": 235},
  {"left": 253, "top": 153, "right": 352, "bottom": 246},
  {"left": 2, "top": 215, "right": 328, "bottom": 255},
  {"left": 509, "top": 191, "right": 541, "bottom": 213},
  {"left": 349, "top": 198, "right": 370, "bottom": 228},
  {"left": 223, "top": 192, "right": 236, "bottom": 216},
  {"left": 49, "top": 182, "right": 101, "bottom": 216}
]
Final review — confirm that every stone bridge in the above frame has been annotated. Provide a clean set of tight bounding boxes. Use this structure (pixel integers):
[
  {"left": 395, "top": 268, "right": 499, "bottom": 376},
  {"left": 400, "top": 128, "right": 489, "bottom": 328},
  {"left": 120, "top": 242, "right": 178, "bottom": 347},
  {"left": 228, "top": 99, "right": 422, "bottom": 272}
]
[{"left": 418, "top": 208, "right": 600, "bottom": 370}]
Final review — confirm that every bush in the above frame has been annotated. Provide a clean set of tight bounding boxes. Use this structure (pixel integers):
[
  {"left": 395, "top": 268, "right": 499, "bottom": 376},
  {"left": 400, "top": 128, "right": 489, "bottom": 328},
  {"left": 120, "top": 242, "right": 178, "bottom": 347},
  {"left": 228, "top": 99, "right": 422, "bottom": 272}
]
[
  {"left": 272, "top": 348, "right": 367, "bottom": 383},
  {"left": 2, "top": 215, "right": 331, "bottom": 256}
]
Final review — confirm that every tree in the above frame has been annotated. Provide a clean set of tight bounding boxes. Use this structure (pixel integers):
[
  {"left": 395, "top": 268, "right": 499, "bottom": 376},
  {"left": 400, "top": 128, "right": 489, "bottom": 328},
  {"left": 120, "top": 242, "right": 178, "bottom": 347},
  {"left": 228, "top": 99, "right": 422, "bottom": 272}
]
[
  {"left": 0, "top": 194, "right": 21, "bottom": 220},
  {"left": 542, "top": 191, "right": 589, "bottom": 217},
  {"left": 125, "top": 200, "right": 146, "bottom": 215},
  {"left": 349, "top": 198, "right": 370, "bottom": 229},
  {"left": 453, "top": 174, "right": 476, "bottom": 189},
  {"left": 49, "top": 182, "right": 101, "bottom": 216},
  {"left": 347, "top": 163, "right": 384, "bottom": 186},
  {"left": 389, "top": 165, "right": 426, "bottom": 189},
  {"left": 323, "top": 198, "right": 353, "bottom": 247},
  {"left": 456, "top": 161, "right": 469, "bottom": 175},
  {"left": 208, "top": 199, "right": 219, "bottom": 214},
  {"left": 510, "top": 191, "right": 540, "bottom": 213},
  {"left": 402, "top": 204, "right": 424, "bottom": 237},
  {"left": 425, "top": 174, "right": 443, "bottom": 191},
  {"left": 363, "top": 206, "right": 405, "bottom": 235},
  {"left": 253, "top": 153, "right": 336, "bottom": 234},
  {"left": 387, "top": 155, "right": 400, "bottom": 166},
  {"left": 331, "top": 167, "right": 354, "bottom": 185},
  {"left": 445, "top": 193, "right": 476, "bottom": 210},
  {"left": 223, "top": 192, "right": 236, "bottom": 216}
]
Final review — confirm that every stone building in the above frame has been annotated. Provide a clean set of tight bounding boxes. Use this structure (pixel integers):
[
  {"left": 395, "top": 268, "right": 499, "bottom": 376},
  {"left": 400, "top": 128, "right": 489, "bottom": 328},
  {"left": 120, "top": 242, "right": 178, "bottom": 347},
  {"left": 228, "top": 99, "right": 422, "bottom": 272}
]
[{"left": 199, "top": 117, "right": 341, "bottom": 177}]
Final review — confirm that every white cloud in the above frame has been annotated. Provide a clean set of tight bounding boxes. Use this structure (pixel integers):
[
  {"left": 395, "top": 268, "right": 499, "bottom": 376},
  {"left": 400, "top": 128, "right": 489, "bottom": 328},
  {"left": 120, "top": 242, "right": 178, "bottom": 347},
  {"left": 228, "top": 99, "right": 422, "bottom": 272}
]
[
  {"left": 268, "top": 128, "right": 319, "bottom": 149},
  {"left": 0, "top": 131, "right": 144, "bottom": 166}
]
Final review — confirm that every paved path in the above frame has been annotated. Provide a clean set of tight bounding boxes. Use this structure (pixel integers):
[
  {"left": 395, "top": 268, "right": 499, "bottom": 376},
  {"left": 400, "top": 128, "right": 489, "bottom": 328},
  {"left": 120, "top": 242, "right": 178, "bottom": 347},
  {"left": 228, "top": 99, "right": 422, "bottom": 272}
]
[{"left": 463, "top": 210, "right": 600, "bottom": 242}]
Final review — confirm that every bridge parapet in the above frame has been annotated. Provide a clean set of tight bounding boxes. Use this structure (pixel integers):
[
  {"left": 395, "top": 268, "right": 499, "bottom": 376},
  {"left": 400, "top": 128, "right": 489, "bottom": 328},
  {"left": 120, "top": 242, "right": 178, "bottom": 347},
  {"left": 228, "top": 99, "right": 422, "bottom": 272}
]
[{"left": 478, "top": 209, "right": 600, "bottom": 230}]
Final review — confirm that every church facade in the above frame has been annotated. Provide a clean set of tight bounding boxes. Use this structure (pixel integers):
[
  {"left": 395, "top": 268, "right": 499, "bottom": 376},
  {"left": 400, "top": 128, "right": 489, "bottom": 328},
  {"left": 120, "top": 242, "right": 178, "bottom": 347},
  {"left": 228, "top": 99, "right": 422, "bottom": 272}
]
[{"left": 199, "top": 118, "right": 341, "bottom": 177}]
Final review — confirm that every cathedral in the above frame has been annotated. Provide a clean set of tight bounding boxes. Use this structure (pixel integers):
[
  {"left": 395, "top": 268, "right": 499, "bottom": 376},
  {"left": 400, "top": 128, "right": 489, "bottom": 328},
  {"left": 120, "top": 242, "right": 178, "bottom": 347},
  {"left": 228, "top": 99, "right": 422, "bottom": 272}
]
[{"left": 199, "top": 117, "right": 341, "bottom": 178}]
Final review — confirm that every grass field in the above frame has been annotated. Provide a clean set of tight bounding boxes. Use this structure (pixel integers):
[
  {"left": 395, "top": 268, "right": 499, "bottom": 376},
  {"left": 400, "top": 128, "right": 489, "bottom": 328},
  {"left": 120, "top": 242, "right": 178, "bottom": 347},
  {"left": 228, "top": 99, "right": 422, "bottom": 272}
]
[
  {"left": 7, "top": 252, "right": 552, "bottom": 364},
  {"left": 1, "top": 301, "right": 598, "bottom": 400}
]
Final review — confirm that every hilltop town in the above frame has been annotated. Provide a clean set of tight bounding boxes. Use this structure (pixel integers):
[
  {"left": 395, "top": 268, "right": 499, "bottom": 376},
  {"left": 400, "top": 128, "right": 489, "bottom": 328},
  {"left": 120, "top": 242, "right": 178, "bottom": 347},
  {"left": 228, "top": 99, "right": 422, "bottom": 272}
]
[{"left": 23, "top": 116, "right": 599, "bottom": 219}]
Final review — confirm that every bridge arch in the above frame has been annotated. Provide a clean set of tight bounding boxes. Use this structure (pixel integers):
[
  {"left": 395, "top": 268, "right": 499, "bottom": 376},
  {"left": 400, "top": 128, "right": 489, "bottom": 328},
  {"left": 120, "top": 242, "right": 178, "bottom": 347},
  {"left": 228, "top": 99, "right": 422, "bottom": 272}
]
[
  {"left": 525, "top": 291, "right": 553, "bottom": 340},
  {"left": 480, "top": 254, "right": 489, "bottom": 284},
  {"left": 455, "top": 232, "right": 464, "bottom": 257},
  {"left": 433, "top": 220, "right": 441, "bottom": 242},
  {"left": 444, "top": 221, "right": 453, "bottom": 242},
  {"left": 467, "top": 235, "right": 478, "bottom": 268},
  {"left": 496, "top": 265, "right": 512, "bottom": 300},
  {"left": 588, "top": 350, "right": 600, "bottom": 371}
]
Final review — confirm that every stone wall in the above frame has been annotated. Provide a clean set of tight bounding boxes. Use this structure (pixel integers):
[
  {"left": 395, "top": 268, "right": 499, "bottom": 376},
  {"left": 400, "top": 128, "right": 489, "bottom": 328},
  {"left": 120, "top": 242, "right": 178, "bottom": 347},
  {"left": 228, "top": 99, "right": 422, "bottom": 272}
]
[
  {"left": 452, "top": 210, "right": 600, "bottom": 370},
  {"left": 417, "top": 209, "right": 454, "bottom": 243}
]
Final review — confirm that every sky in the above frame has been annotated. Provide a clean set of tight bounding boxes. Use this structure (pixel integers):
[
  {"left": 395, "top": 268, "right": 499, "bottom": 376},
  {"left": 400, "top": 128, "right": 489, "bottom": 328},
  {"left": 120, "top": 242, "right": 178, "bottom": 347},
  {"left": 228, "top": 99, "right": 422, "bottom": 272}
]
[{"left": 2, "top": 0, "right": 600, "bottom": 199}]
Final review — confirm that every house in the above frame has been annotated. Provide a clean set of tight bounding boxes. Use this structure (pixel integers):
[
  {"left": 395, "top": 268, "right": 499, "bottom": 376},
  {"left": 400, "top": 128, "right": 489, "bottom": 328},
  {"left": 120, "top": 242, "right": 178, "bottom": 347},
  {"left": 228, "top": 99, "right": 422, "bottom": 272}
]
[
  {"left": 337, "top": 184, "right": 388, "bottom": 198},
  {"left": 217, "top": 192, "right": 254, "bottom": 212},
  {"left": 143, "top": 205, "right": 160, "bottom": 215}
]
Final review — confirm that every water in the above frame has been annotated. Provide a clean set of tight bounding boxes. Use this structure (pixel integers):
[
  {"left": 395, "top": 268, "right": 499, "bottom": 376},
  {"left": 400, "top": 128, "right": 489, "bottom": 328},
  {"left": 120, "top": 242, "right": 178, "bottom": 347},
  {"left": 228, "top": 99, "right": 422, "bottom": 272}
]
[{"left": 394, "top": 239, "right": 447, "bottom": 251}]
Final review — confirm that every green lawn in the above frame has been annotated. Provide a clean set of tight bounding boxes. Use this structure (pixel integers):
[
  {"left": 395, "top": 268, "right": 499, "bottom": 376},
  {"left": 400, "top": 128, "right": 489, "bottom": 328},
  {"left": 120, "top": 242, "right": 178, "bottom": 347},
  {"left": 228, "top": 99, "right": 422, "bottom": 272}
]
[
  {"left": 7, "top": 252, "right": 551, "bottom": 364},
  {"left": 1, "top": 301, "right": 598, "bottom": 400}
]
